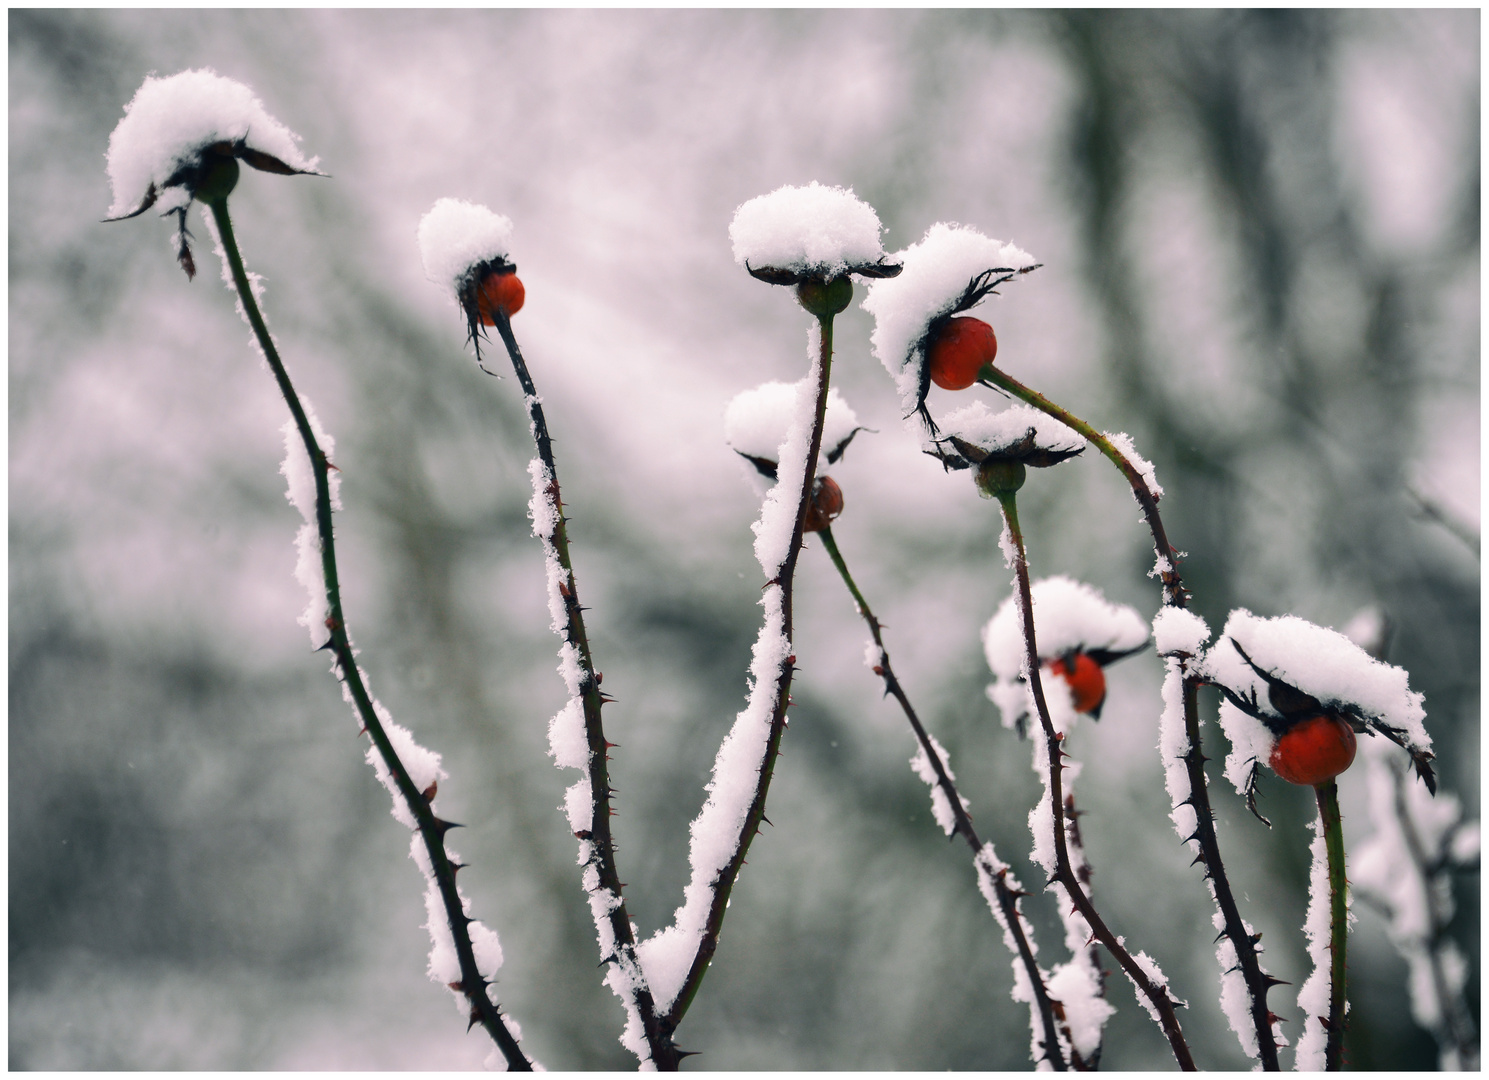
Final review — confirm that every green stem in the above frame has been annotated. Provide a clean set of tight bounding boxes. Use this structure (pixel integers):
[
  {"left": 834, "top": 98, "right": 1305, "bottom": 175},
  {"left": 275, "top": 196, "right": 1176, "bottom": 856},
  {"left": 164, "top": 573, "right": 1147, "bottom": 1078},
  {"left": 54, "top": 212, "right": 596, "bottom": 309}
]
[
  {"left": 1315, "top": 780, "right": 1348, "bottom": 1071},
  {"left": 996, "top": 491, "right": 1196, "bottom": 1071},
  {"left": 662, "top": 310, "right": 836, "bottom": 1035},
  {"left": 980, "top": 366, "right": 1185, "bottom": 609},
  {"left": 818, "top": 526, "right": 1069, "bottom": 1070},
  {"left": 489, "top": 313, "right": 672, "bottom": 1068},
  {"left": 208, "top": 197, "right": 531, "bottom": 1071}
]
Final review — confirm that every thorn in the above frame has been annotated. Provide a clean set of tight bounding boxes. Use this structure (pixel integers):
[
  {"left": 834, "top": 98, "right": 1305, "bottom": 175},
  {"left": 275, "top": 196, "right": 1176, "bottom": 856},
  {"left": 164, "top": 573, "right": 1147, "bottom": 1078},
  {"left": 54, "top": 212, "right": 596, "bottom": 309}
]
[
  {"left": 595, "top": 670, "right": 602, "bottom": 684},
  {"left": 760, "top": 814, "right": 772, "bottom": 827},
  {"left": 450, "top": 861, "right": 467, "bottom": 875},
  {"left": 1250, "top": 932, "right": 1263, "bottom": 946},
  {"left": 1214, "top": 928, "right": 1228, "bottom": 944},
  {"left": 423, "top": 781, "right": 439, "bottom": 802},
  {"left": 675, "top": 1050, "right": 702, "bottom": 1060},
  {"left": 604, "top": 740, "right": 620, "bottom": 749},
  {"left": 429, "top": 817, "right": 463, "bottom": 836},
  {"left": 1189, "top": 852, "right": 1207, "bottom": 867},
  {"left": 1263, "top": 975, "right": 1291, "bottom": 989},
  {"left": 448, "top": 981, "right": 465, "bottom": 993},
  {"left": 315, "top": 637, "right": 336, "bottom": 652},
  {"left": 467, "top": 1009, "right": 481, "bottom": 1032}
]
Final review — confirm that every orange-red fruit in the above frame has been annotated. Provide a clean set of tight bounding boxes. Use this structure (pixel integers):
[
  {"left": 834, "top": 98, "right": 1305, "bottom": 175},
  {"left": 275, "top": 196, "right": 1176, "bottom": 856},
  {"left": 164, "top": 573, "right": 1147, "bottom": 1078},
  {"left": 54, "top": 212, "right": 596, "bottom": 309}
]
[
  {"left": 1049, "top": 653, "right": 1105, "bottom": 714},
  {"left": 1269, "top": 714, "right": 1357, "bottom": 787},
  {"left": 928, "top": 316, "right": 998, "bottom": 391},
  {"left": 802, "top": 475, "right": 844, "bottom": 533},
  {"left": 476, "top": 271, "right": 525, "bottom": 325}
]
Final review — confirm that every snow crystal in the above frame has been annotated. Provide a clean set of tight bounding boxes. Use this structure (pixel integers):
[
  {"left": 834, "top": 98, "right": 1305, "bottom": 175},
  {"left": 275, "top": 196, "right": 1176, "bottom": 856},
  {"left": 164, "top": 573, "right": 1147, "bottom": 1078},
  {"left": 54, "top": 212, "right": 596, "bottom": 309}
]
[
  {"left": 1157, "top": 661, "right": 1196, "bottom": 840},
  {"left": 1216, "top": 699, "right": 1277, "bottom": 798},
  {"left": 107, "top": 69, "right": 318, "bottom": 219},
  {"left": 908, "top": 733, "right": 968, "bottom": 837},
  {"left": 861, "top": 223, "right": 1035, "bottom": 416},
  {"left": 1202, "top": 609, "right": 1432, "bottom": 756},
  {"left": 723, "top": 380, "right": 859, "bottom": 479},
  {"left": 418, "top": 198, "right": 515, "bottom": 295},
  {"left": 933, "top": 400, "right": 1084, "bottom": 463},
  {"left": 1125, "top": 950, "right": 1183, "bottom": 1027},
  {"left": 1152, "top": 606, "right": 1210, "bottom": 658},
  {"left": 1102, "top": 431, "right": 1162, "bottom": 500},
  {"left": 1046, "top": 960, "right": 1113, "bottom": 1061},
  {"left": 563, "top": 775, "right": 593, "bottom": 835},
  {"left": 729, "top": 181, "right": 884, "bottom": 277}
]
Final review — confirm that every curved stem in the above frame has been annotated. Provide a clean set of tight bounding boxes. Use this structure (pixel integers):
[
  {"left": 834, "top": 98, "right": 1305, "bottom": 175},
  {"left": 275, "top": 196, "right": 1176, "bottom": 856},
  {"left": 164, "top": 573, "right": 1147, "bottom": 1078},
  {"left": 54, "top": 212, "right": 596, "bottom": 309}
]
[
  {"left": 996, "top": 490, "right": 1196, "bottom": 1070},
  {"left": 983, "top": 365, "right": 1282, "bottom": 1064},
  {"left": 661, "top": 311, "right": 836, "bottom": 1035},
  {"left": 980, "top": 367, "right": 1185, "bottom": 609},
  {"left": 208, "top": 198, "right": 531, "bottom": 1070},
  {"left": 818, "top": 526, "right": 1069, "bottom": 1070},
  {"left": 489, "top": 313, "right": 672, "bottom": 1068},
  {"left": 1315, "top": 780, "right": 1348, "bottom": 1071}
]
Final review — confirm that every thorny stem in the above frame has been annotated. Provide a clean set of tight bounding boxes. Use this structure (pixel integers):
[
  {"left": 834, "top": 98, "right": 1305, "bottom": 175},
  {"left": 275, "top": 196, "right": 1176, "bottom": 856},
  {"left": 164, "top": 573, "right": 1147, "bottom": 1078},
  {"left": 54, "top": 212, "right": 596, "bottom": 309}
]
[
  {"left": 1315, "top": 780, "right": 1348, "bottom": 1071},
  {"left": 208, "top": 198, "right": 531, "bottom": 1071},
  {"left": 817, "top": 526, "right": 1070, "bottom": 1071},
  {"left": 661, "top": 309, "right": 837, "bottom": 1036},
  {"left": 1179, "top": 673, "right": 1282, "bottom": 1069},
  {"left": 983, "top": 364, "right": 1283, "bottom": 1065},
  {"left": 489, "top": 313, "right": 673, "bottom": 1069},
  {"left": 996, "top": 490, "right": 1196, "bottom": 1071}
]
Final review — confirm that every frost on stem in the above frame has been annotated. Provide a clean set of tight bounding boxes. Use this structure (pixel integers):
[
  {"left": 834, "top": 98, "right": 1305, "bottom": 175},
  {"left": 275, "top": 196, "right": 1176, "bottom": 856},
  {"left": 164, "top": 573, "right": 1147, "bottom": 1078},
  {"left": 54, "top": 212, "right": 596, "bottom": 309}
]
[
  {"left": 1293, "top": 814, "right": 1347, "bottom": 1071},
  {"left": 1353, "top": 737, "right": 1479, "bottom": 1069},
  {"left": 860, "top": 223, "right": 1038, "bottom": 423},
  {"left": 1153, "top": 609, "right": 1286, "bottom": 1062},
  {"left": 639, "top": 295, "right": 833, "bottom": 1017},
  {"left": 1201, "top": 609, "right": 1436, "bottom": 808},
  {"left": 908, "top": 733, "right": 970, "bottom": 839}
]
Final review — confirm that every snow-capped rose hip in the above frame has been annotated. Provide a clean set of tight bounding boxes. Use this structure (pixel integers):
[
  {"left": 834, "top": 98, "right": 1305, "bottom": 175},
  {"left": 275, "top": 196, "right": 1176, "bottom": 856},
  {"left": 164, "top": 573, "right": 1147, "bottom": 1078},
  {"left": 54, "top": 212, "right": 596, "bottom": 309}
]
[
  {"left": 1268, "top": 714, "right": 1357, "bottom": 787},
  {"left": 476, "top": 270, "right": 525, "bottom": 324},
  {"left": 928, "top": 316, "right": 998, "bottom": 391},
  {"left": 1049, "top": 652, "right": 1105, "bottom": 715},
  {"left": 801, "top": 476, "right": 844, "bottom": 533}
]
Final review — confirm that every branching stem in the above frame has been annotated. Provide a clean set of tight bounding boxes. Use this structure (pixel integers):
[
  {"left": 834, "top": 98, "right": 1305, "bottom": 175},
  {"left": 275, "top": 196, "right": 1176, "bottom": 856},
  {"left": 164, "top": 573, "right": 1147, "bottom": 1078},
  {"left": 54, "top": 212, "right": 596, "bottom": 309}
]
[
  {"left": 208, "top": 197, "right": 531, "bottom": 1071},
  {"left": 996, "top": 490, "right": 1196, "bottom": 1071},
  {"left": 982, "top": 364, "right": 1282, "bottom": 1065},
  {"left": 818, "top": 526, "right": 1070, "bottom": 1070},
  {"left": 489, "top": 312, "right": 673, "bottom": 1069},
  {"left": 1315, "top": 780, "right": 1348, "bottom": 1071}
]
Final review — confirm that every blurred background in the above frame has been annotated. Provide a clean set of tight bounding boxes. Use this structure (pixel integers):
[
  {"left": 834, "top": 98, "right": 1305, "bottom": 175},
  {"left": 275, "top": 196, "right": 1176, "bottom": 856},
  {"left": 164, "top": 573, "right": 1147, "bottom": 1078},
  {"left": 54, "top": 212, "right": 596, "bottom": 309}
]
[{"left": 10, "top": 9, "right": 1478, "bottom": 1070}]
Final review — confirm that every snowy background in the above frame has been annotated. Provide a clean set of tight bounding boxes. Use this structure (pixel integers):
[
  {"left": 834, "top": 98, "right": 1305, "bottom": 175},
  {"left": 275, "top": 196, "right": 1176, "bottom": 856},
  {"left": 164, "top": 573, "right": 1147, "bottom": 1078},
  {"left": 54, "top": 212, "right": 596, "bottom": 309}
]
[{"left": 9, "top": 9, "right": 1479, "bottom": 1069}]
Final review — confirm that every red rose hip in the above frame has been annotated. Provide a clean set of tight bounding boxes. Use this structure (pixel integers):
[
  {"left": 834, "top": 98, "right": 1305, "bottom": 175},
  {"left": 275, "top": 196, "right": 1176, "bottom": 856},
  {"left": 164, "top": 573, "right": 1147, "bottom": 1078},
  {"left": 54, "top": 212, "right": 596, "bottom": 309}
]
[
  {"left": 476, "top": 270, "right": 525, "bottom": 325},
  {"left": 802, "top": 476, "right": 844, "bottom": 533},
  {"left": 927, "top": 316, "right": 998, "bottom": 391},
  {"left": 1269, "top": 713, "right": 1357, "bottom": 787},
  {"left": 1049, "top": 652, "right": 1105, "bottom": 715}
]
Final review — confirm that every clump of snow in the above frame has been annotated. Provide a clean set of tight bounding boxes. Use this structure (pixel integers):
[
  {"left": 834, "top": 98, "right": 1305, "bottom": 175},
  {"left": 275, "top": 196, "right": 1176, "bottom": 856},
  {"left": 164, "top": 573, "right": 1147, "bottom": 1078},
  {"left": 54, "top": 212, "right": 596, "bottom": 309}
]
[
  {"left": 1125, "top": 950, "right": 1185, "bottom": 1028},
  {"left": 418, "top": 198, "right": 515, "bottom": 296},
  {"left": 983, "top": 576, "right": 1147, "bottom": 734},
  {"left": 1047, "top": 957, "right": 1114, "bottom": 1062},
  {"left": 1292, "top": 816, "right": 1343, "bottom": 1071},
  {"left": 861, "top": 223, "right": 1035, "bottom": 416},
  {"left": 909, "top": 733, "right": 969, "bottom": 837},
  {"left": 729, "top": 181, "right": 885, "bottom": 277},
  {"left": 1152, "top": 607, "right": 1209, "bottom": 657},
  {"left": 1201, "top": 609, "right": 1432, "bottom": 757},
  {"left": 278, "top": 411, "right": 341, "bottom": 644},
  {"left": 107, "top": 68, "right": 318, "bottom": 219},
  {"left": 932, "top": 401, "right": 1084, "bottom": 463},
  {"left": 1102, "top": 431, "right": 1162, "bottom": 500},
  {"left": 750, "top": 333, "right": 826, "bottom": 574},
  {"left": 724, "top": 380, "right": 860, "bottom": 483}
]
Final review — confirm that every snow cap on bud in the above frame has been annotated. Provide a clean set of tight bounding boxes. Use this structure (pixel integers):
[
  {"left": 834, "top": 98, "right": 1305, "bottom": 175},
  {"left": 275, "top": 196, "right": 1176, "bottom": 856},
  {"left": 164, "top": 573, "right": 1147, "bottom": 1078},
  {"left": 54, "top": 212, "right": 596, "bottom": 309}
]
[
  {"left": 724, "top": 380, "right": 864, "bottom": 488},
  {"left": 418, "top": 198, "right": 515, "bottom": 298},
  {"left": 925, "top": 401, "right": 1083, "bottom": 485},
  {"left": 862, "top": 223, "right": 1039, "bottom": 425},
  {"left": 105, "top": 68, "right": 321, "bottom": 222},
  {"left": 730, "top": 181, "right": 900, "bottom": 288},
  {"left": 1201, "top": 609, "right": 1436, "bottom": 804}
]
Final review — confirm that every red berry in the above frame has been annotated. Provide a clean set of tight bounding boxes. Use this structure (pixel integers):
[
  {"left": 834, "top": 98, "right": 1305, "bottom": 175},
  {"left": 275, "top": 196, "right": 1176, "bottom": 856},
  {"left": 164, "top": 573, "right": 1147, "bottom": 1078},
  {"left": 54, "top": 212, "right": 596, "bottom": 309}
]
[
  {"left": 1269, "top": 714, "right": 1357, "bottom": 787},
  {"left": 802, "top": 475, "right": 844, "bottom": 533},
  {"left": 476, "top": 270, "right": 525, "bottom": 325},
  {"left": 1049, "top": 653, "right": 1105, "bottom": 714},
  {"left": 927, "top": 316, "right": 998, "bottom": 391}
]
